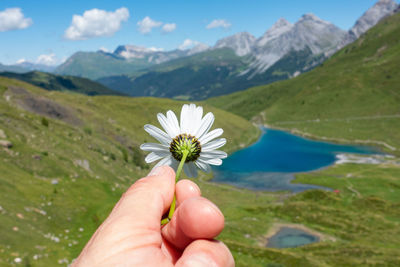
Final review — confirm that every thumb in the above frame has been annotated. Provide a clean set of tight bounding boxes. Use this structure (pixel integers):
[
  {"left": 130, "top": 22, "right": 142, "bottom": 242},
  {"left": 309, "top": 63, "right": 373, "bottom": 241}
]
[
  {"left": 107, "top": 166, "right": 175, "bottom": 231},
  {"left": 72, "top": 166, "right": 175, "bottom": 266}
]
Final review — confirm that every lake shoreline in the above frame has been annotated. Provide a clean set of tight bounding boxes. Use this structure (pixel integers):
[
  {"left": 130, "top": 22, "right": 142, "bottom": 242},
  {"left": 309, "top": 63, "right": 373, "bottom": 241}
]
[
  {"left": 262, "top": 223, "right": 336, "bottom": 248},
  {"left": 263, "top": 123, "right": 395, "bottom": 154}
]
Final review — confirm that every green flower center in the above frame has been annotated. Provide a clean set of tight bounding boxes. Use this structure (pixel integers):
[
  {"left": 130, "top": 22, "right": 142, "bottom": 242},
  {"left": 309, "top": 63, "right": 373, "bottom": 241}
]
[{"left": 170, "top": 134, "right": 201, "bottom": 162}]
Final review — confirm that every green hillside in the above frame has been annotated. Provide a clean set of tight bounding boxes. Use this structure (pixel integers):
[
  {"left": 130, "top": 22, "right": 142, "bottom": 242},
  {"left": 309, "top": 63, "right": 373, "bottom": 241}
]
[
  {"left": 0, "top": 71, "right": 124, "bottom": 96},
  {"left": 208, "top": 12, "right": 400, "bottom": 154}
]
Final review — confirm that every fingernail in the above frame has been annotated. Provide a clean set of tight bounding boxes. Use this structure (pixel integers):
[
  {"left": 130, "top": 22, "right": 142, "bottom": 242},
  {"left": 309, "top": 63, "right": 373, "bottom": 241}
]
[
  {"left": 148, "top": 166, "right": 164, "bottom": 176},
  {"left": 182, "top": 254, "right": 218, "bottom": 267}
]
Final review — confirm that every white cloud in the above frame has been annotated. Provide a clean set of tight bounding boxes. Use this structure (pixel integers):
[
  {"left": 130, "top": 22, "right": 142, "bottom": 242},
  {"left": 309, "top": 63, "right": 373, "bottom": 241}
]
[
  {"left": 16, "top": 58, "right": 27, "bottom": 64},
  {"left": 137, "top": 16, "right": 162, "bottom": 34},
  {"left": 36, "top": 53, "right": 58, "bottom": 66},
  {"left": 178, "top": 39, "right": 201, "bottom": 50},
  {"left": 162, "top": 23, "right": 176, "bottom": 33},
  {"left": 206, "top": 19, "right": 231, "bottom": 29},
  {"left": 64, "top": 7, "right": 129, "bottom": 40},
  {"left": 0, "top": 8, "right": 32, "bottom": 32},
  {"left": 98, "top": 46, "right": 110, "bottom": 53}
]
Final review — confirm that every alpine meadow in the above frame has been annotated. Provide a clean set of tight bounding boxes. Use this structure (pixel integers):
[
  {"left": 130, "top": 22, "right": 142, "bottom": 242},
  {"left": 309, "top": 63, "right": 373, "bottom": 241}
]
[{"left": 1, "top": 1, "right": 400, "bottom": 266}]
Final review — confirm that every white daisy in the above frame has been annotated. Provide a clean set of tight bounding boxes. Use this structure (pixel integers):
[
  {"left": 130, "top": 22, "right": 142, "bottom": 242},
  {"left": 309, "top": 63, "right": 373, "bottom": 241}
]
[{"left": 140, "top": 103, "right": 227, "bottom": 177}]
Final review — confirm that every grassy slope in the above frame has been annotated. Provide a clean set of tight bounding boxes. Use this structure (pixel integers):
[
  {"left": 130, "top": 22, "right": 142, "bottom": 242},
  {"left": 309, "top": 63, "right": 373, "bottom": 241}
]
[
  {"left": 207, "top": 12, "right": 400, "bottom": 155},
  {"left": 0, "top": 77, "right": 259, "bottom": 266},
  {"left": 0, "top": 71, "right": 124, "bottom": 96}
]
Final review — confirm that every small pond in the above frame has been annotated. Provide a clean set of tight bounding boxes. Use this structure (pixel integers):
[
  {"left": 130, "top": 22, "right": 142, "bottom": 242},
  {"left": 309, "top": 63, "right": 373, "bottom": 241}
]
[
  {"left": 213, "top": 128, "right": 379, "bottom": 192},
  {"left": 266, "top": 227, "right": 320, "bottom": 248}
]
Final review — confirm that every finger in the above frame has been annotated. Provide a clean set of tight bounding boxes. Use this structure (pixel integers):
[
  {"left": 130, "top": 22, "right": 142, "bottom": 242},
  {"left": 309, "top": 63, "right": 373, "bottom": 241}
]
[
  {"left": 162, "top": 197, "right": 224, "bottom": 249},
  {"left": 176, "top": 179, "right": 201, "bottom": 207},
  {"left": 108, "top": 166, "right": 175, "bottom": 230},
  {"left": 74, "top": 166, "right": 175, "bottom": 266},
  {"left": 175, "top": 239, "right": 234, "bottom": 267}
]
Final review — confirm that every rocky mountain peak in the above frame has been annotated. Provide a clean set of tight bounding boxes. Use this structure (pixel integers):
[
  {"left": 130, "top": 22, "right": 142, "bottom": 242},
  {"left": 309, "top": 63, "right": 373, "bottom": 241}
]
[
  {"left": 348, "top": 0, "right": 398, "bottom": 40},
  {"left": 214, "top": 32, "right": 256, "bottom": 56},
  {"left": 256, "top": 18, "right": 293, "bottom": 47}
]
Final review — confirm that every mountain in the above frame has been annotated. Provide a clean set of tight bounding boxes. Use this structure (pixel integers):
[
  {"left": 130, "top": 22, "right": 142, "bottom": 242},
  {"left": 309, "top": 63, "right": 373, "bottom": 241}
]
[
  {"left": 0, "top": 71, "right": 124, "bottom": 96},
  {"left": 346, "top": 0, "right": 398, "bottom": 43},
  {"left": 54, "top": 51, "right": 154, "bottom": 80},
  {"left": 98, "top": 14, "right": 345, "bottom": 100},
  {"left": 247, "top": 14, "right": 346, "bottom": 76},
  {"left": 55, "top": 45, "right": 209, "bottom": 80},
  {"left": 214, "top": 32, "right": 256, "bottom": 56},
  {"left": 98, "top": 48, "right": 253, "bottom": 99},
  {"left": 0, "top": 63, "right": 28, "bottom": 73},
  {"left": 13, "top": 61, "right": 57, "bottom": 73},
  {"left": 207, "top": 11, "right": 400, "bottom": 154}
]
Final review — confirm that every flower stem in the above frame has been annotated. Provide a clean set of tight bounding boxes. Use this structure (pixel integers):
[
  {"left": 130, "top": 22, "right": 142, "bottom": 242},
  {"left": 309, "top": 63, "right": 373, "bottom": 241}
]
[{"left": 161, "top": 150, "right": 189, "bottom": 225}]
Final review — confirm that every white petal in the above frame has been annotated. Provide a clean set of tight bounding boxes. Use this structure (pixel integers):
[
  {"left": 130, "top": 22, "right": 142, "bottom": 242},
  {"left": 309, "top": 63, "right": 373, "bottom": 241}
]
[
  {"left": 199, "top": 157, "right": 222, "bottom": 166},
  {"left": 140, "top": 143, "right": 169, "bottom": 152},
  {"left": 180, "top": 104, "right": 190, "bottom": 134},
  {"left": 199, "top": 128, "right": 223, "bottom": 145},
  {"left": 195, "top": 106, "right": 203, "bottom": 124},
  {"left": 187, "top": 104, "right": 197, "bottom": 135},
  {"left": 144, "top": 124, "right": 171, "bottom": 145},
  {"left": 184, "top": 162, "right": 198, "bottom": 178},
  {"left": 166, "top": 110, "right": 180, "bottom": 137},
  {"left": 157, "top": 113, "right": 176, "bottom": 139},
  {"left": 145, "top": 152, "right": 166, "bottom": 163},
  {"left": 202, "top": 138, "right": 226, "bottom": 152},
  {"left": 152, "top": 155, "right": 173, "bottom": 169},
  {"left": 195, "top": 159, "right": 211, "bottom": 173},
  {"left": 200, "top": 150, "right": 228, "bottom": 159},
  {"left": 195, "top": 112, "right": 214, "bottom": 140}
]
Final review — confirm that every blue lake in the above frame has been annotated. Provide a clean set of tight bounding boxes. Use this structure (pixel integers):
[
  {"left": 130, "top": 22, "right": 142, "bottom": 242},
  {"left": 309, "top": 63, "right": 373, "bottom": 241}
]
[
  {"left": 266, "top": 227, "right": 320, "bottom": 248},
  {"left": 213, "top": 128, "right": 379, "bottom": 192}
]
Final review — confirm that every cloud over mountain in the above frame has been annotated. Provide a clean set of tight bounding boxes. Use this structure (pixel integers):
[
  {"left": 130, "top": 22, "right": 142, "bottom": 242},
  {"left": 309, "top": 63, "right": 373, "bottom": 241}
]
[
  {"left": 0, "top": 8, "right": 32, "bottom": 32},
  {"left": 162, "top": 23, "right": 177, "bottom": 33},
  {"left": 206, "top": 19, "right": 231, "bottom": 29},
  {"left": 137, "top": 16, "right": 162, "bottom": 34},
  {"left": 64, "top": 7, "right": 129, "bottom": 40}
]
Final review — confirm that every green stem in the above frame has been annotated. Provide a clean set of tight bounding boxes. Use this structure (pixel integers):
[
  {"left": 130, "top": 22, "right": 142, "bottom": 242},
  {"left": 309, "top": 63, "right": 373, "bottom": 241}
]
[{"left": 161, "top": 150, "right": 189, "bottom": 225}]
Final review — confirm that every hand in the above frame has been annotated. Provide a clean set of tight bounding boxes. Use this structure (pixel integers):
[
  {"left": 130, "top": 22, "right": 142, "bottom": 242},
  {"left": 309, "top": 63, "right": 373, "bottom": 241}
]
[{"left": 72, "top": 166, "right": 234, "bottom": 266}]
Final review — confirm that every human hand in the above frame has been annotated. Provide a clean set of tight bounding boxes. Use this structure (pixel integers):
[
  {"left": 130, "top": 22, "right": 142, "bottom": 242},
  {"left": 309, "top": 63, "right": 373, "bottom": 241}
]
[{"left": 72, "top": 166, "right": 234, "bottom": 266}]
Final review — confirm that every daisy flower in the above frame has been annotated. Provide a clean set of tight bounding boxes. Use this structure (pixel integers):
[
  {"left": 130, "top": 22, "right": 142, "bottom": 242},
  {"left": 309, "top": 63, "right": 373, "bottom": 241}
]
[{"left": 140, "top": 103, "right": 227, "bottom": 178}]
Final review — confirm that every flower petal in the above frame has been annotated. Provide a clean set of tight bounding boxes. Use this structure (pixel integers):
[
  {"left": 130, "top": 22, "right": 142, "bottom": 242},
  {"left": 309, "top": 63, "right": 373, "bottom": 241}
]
[
  {"left": 195, "top": 159, "right": 211, "bottom": 173},
  {"left": 144, "top": 152, "right": 164, "bottom": 163},
  {"left": 199, "top": 157, "right": 223, "bottom": 166},
  {"left": 140, "top": 143, "right": 169, "bottom": 152},
  {"left": 144, "top": 124, "right": 171, "bottom": 145},
  {"left": 200, "top": 150, "right": 228, "bottom": 159},
  {"left": 157, "top": 113, "right": 176, "bottom": 139},
  {"left": 202, "top": 138, "right": 226, "bottom": 152},
  {"left": 195, "top": 112, "right": 214, "bottom": 140},
  {"left": 166, "top": 110, "right": 180, "bottom": 137},
  {"left": 199, "top": 128, "right": 223, "bottom": 145},
  {"left": 180, "top": 104, "right": 190, "bottom": 134},
  {"left": 184, "top": 162, "right": 198, "bottom": 178}
]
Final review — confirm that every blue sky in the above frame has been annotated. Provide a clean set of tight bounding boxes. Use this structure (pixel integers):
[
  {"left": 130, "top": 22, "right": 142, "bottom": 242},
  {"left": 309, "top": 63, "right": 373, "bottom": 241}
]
[{"left": 0, "top": 0, "right": 394, "bottom": 65}]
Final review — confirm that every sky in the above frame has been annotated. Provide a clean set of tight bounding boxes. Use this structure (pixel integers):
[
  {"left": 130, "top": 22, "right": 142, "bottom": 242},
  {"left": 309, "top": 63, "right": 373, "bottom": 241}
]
[{"left": 0, "top": 0, "right": 395, "bottom": 65}]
